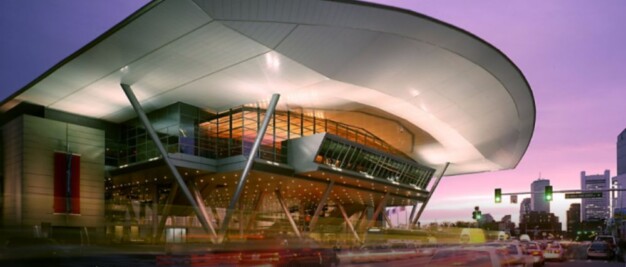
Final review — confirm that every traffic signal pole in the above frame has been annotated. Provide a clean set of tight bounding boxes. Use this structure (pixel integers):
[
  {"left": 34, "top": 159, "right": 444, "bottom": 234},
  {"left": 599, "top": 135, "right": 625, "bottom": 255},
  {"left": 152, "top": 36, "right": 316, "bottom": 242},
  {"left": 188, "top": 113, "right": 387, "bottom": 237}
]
[
  {"left": 500, "top": 188, "right": 626, "bottom": 195},
  {"left": 494, "top": 188, "right": 626, "bottom": 204}
]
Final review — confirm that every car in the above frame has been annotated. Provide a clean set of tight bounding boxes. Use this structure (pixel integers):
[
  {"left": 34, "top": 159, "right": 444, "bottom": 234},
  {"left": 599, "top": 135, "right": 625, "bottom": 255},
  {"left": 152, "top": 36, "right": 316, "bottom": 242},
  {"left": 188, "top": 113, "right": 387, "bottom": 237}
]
[
  {"left": 542, "top": 242, "right": 565, "bottom": 261},
  {"left": 519, "top": 234, "right": 531, "bottom": 242},
  {"left": 523, "top": 241, "right": 545, "bottom": 266},
  {"left": 587, "top": 241, "right": 615, "bottom": 260},
  {"left": 484, "top": 242, "right": 533, "bottom": 267},
  {"left": 595, "top": 235, "right": 617, "bottom": 248},
  {"left": 427, "top": 246, "right": 510, "bottom": 267},
  {"left": 222, "top": 236, "right": 339, "bottom": 266},
  {"left": 460, "top": 228, "right": 487, "bottom": 244},
  {"left": 594, "top": 234, "right": 620, "bottom": 258}
]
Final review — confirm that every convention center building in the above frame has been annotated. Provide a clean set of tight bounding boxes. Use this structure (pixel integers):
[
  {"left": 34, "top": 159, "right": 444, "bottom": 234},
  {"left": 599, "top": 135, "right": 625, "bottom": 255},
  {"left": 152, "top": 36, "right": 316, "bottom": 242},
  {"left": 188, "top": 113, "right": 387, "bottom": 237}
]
[{"left": 0, "top": 0, "right": 535, "bottom": 244}]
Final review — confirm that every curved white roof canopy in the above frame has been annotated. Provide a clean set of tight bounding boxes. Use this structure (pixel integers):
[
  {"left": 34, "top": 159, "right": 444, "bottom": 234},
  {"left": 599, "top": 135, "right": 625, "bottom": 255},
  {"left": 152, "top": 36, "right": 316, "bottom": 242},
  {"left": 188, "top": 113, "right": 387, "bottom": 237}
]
[{"left": 3, "top": 0, "right": 535, "bottom": 176}]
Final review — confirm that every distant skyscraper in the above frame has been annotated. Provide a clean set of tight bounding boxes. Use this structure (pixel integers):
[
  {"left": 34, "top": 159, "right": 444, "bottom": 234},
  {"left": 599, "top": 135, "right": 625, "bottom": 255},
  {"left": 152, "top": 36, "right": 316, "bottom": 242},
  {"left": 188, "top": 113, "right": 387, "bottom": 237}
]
[
  {"left": 581, "top": 170, "right": 611, "bottom": 220},
  {"left": 519, "top": 211, "right": 561, "bottom": 236},
  {"left": 520, "top": 198, "right": 531, "bottom": 217},
  {"left": 567, "top": 203, "right": 581, "bottom": 238},
  {"left": 531, "top": 179, "right": 550, "bottom": 213},
  {"left": 612, "top": 174, "right": 626, "bottom": 213},
  {"left": 618, "top": 129, "right": 626, "bottom": 176}
]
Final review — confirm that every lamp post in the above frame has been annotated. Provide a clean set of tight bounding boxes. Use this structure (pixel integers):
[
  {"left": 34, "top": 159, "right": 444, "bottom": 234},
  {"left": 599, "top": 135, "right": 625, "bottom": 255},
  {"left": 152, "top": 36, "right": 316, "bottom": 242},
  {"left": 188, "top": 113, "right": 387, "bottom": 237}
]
[
  {"left": 612, "top": 180, "right": 618, "bottom": 218},
  {"left": 614, "top": 181, "right": 623, "bottom": 238}
]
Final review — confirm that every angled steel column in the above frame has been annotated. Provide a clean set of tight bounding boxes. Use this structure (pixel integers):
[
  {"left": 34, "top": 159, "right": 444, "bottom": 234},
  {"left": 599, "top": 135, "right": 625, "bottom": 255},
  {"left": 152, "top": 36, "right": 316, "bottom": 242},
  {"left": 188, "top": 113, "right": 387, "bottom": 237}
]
[
  {"left": 121, "top": 83, "right": 212, "bottom": 234},
  {"left": 382, "top": 209, "right": 393, "bottom": 228},
  {"left": 201, "top": 183, "right": 221, "bottom": 227},
  {"left": 155, "top": 183, "right": 178, "bottom": 242},
  {"left": 275, "top": 189, "right": 302, "bottom": 238},
  {"left": 126, "top": 199, "right": 137, "bottom": 223},
  {"left": 411, "top": 162, "right": 450, "bottom": 227},
  {"left": 309, "top": 180, "right": 335, "bottom": 231},
  {"left": 337, "top": 202, "right": 361, "bottom": 243},
  {"left": 239, "top": 202, "right": 245, "bottom": 236},
  {"left": 247, "top": 191, "right": 266, "bottom": 230},
  {"left": 210, "top": 204, "right": 220, "bottom": 227},
  {"left": 151, "top": 185, "right": 158, "bottom": 241},
  {"left": 189, "top": 182, "right": 218, "bottom": 242},
  {"left": 365, "top": 193, "right": 389, "bottom": 231},
  {"left": 408, "top": 200, "right": 419, "bottom": 225},
  {"left": 354, "top": 207, "right": 368, "bottom": 230},
  {"left": 220, "top": 94, "right": 280, "bottom": 238}
]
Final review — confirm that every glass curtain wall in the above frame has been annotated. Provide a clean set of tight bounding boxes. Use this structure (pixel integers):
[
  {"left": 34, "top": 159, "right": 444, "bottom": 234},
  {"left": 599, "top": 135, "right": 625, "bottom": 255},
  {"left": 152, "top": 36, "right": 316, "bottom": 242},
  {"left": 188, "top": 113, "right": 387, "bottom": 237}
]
[
  {"left": 107, "top": 103, "right": 414, "bottom": 167},
  {"left": 314, "top": 137, "right": 435, "bottom": 189},
  {"left": 106, "top": 102, "right": 211, "bottom": 166}
]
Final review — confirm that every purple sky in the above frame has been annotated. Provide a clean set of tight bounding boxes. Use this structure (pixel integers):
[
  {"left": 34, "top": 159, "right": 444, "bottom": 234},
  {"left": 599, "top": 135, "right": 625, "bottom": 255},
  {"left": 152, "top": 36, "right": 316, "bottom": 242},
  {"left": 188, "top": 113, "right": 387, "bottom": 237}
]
[
  {"left": 2, "top": 0, "right": 626, "bottom": 227},
  {"left": 373, "top": 0, "right": 626, "bottom": 226}
]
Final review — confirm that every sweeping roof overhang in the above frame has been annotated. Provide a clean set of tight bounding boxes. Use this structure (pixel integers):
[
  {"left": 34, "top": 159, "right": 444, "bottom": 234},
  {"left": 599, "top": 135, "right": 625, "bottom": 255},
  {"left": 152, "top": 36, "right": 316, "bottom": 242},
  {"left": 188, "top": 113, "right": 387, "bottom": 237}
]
[{"left": 1, "top": 0, "right": 535, "bottom": 176}]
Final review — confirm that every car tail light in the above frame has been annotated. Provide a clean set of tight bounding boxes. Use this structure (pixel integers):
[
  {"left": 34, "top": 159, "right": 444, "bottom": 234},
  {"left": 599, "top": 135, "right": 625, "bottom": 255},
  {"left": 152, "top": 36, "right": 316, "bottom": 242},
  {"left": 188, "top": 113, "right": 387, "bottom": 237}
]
[{"left": 531, "top": 251, "right": 542, "bottom": 256}]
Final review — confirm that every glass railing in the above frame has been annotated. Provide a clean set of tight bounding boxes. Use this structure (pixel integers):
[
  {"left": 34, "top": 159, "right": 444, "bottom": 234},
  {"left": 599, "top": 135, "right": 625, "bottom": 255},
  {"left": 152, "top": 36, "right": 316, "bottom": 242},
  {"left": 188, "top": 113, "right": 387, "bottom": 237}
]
[{"left": 314, "top": 136, "right": 434, "bottom": 189}]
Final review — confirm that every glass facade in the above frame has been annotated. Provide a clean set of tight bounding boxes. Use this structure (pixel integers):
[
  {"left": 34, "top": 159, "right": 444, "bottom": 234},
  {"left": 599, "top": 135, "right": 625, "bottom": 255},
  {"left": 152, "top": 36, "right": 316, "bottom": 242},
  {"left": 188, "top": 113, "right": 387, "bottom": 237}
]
[
  {"left": 314, "top": 136, "right": 434, "bottom": 189},
  {"left": 107, "top": 103, "right": 415, "bottom": 167},
  {"left": 105, "top": 103, "right": 211, "bottom": 166}
]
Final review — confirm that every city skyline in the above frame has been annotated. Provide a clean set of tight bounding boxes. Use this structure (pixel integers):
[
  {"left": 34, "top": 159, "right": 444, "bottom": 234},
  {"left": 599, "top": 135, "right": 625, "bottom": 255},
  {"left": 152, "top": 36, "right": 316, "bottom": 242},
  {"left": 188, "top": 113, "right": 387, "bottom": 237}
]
[{"left": 2, "top": 0, "right": 626, "bottom": 227}]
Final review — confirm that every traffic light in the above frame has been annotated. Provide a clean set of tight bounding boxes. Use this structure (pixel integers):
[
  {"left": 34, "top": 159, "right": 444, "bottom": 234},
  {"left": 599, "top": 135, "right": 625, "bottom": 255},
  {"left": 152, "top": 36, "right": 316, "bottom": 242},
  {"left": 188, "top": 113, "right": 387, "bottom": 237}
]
[
  {"left": 544, "top": 185, "right": 553, "bottom": 201},
  {"left": 472, "top": 206, "right": 482, "bottom": 220},
  {"left": 495, "top": 188, "right": 502, "bottom": 203}
]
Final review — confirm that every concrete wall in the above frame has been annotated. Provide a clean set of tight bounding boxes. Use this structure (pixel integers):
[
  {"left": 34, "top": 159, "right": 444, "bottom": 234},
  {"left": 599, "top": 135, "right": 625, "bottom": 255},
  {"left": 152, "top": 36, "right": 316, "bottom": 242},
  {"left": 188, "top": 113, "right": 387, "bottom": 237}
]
[
  {"left": 2, "top": 117, "right": 23, "bottom": 225},
  {"left": 3, "top": 115, "right": 105, "bottom": 228}
]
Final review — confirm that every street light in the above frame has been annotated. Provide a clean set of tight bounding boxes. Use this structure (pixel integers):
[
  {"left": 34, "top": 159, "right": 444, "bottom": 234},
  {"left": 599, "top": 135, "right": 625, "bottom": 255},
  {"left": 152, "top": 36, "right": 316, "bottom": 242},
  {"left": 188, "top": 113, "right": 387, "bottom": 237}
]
[{"left": 612, "top": 181, "right": 623, "bottom": 238}]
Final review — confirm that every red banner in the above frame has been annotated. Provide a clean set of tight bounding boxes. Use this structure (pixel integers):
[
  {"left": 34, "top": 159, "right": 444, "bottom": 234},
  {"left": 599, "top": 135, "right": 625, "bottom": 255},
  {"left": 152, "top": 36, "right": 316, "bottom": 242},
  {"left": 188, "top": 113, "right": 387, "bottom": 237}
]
[{"left": 53, "top": 152, "right": 80, "bottom": 214}]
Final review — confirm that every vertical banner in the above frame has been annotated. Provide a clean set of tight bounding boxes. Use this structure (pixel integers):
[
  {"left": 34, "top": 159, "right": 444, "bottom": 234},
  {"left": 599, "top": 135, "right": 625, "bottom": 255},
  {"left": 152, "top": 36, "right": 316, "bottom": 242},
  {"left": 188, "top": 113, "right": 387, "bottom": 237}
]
[{"left": 54, "top": 152, "right": 80, "bottom": 214}]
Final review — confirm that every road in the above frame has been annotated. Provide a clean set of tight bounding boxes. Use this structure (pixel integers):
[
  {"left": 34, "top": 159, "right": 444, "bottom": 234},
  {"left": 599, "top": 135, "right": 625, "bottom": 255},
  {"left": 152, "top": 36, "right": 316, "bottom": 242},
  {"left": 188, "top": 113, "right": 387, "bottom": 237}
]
[
  {"left": 546, "top": 259, "right": 625, "bottom": 266},
  {"left": 343, "top": 257, "right": 624, "bottom": 267},
  {"left": 341, "top": 244, "right": 625, "bottom": 267},
  {"left": 341, "top": 256, "right": 430, "bottom": 267}
]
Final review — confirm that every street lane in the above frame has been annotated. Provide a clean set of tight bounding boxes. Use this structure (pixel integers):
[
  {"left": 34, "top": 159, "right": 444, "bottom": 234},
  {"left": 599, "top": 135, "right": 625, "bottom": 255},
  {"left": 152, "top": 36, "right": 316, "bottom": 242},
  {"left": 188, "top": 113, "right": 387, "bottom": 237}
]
[
  {"left": 547, "top": 259, "right": 625, "bottom": 266},
  {"left": 342, "top": 256, "right": 431, "bottom": 267}
]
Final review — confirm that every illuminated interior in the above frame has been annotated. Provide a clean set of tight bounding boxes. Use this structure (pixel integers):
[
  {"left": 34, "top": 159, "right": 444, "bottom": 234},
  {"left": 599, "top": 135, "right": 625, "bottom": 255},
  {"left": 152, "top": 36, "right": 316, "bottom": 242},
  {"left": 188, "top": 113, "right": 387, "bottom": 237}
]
[{"left": 108, "top": 103, "right": 415, "bottom": 167}]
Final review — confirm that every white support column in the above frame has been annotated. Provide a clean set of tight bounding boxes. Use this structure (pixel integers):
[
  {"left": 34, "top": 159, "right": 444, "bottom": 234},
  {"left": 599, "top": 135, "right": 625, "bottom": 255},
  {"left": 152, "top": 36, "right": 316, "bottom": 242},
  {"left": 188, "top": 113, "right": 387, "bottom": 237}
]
[
  {"left": 309, "top": 180, "right": 334, "bottom": 231},
  {"left": 412, "top": 162, "right": 450, "bottom": 226},
  {"left": 121, "top": 83, "right": 212, "bottom": 235},
  {"left": 220, "top": 94, "right": 280, "bottom": 240},
  {"left": 155, "top": 183, "right": 178, "bottom": 242},
  {"left": 364, "top": 193, "right": 389, "bottom": 231},
  {"left": 247, "top": 191, "right": 266, "bottom": 230},
  {"left": 408, "top": 200, "right": 419, "bottom": 224},
  {"left": 338, "top": 202, "right": 361, "bottom": 243},
  {"left": 189, "top": 182, "right": 218, "bottom": 242},
  {"left": 275, "top": 189, "right": 302, "bottom": 238},
  {"left": 383, "top": 210, "right": 393, "bottom": 228},
  {"left": 354, "top": 207, "right": 368, "bottom": 230}
]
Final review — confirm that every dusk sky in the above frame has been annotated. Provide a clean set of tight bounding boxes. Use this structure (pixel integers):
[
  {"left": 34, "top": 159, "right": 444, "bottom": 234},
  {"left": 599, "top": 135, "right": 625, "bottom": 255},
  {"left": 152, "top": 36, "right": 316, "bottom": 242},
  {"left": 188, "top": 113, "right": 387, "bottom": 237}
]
[{"left": 2, "top": 0, "right": 626, "bottom": 227}]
